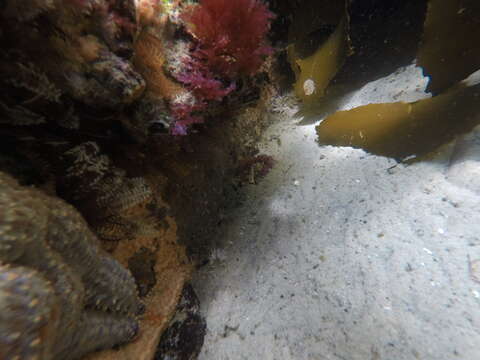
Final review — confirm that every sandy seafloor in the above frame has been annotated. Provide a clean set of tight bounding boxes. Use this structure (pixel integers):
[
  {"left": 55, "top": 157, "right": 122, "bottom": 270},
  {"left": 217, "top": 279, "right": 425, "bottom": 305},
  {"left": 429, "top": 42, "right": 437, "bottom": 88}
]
[{"left": 193, "top": 65, "right": 480, "bottom": 360}]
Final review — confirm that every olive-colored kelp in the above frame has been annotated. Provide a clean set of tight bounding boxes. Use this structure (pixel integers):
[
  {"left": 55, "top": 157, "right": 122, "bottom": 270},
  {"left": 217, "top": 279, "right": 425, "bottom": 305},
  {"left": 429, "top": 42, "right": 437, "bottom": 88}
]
[
  {"left": 316, "top": 83, "right": 480, "bottom": 160},
  {"left": 288, "top": 0, "right": 427, "bottom": 109},
  {"left": 417, "top": 0, "right": 480, "bottom": 94},
  {"left": 288, "top": 18, "right": 350, "bottom": 104}
]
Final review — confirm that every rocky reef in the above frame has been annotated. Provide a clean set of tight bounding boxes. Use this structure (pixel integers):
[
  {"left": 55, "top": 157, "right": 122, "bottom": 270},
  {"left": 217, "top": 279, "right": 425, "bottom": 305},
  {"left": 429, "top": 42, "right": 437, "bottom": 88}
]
[
  {"left": 0, "top": 0, "right": 277, "bottom": 359},
  {"left": 0, "top": 172, "right": 142, "bottom": 360}
]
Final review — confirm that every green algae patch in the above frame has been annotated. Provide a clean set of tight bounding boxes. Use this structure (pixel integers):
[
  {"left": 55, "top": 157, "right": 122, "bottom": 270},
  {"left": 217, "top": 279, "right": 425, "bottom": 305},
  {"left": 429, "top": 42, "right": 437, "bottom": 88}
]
[
  {"left": 417, "top": 0, "right": 480, "bottom": 94},
  {"left": 316, "top": 83, "right": 480, "bottom": 160}
]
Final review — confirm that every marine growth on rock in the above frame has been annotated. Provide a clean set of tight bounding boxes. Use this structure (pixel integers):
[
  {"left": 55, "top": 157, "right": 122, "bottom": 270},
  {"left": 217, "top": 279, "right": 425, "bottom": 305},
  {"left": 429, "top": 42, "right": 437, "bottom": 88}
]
[
  {"left": 169, "top": 0, "right": 275, "bottom": 134},
  {"left": 0, "top": 172, "right": 143, "bottom": 360}
]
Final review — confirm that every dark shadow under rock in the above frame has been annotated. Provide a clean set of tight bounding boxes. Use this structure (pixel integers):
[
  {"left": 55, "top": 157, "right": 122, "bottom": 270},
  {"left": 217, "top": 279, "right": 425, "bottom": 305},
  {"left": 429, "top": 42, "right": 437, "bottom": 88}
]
[
  {"left": 128, "top": 247, "right": 157, "bottom": 298},
  {"left": 332, "top": 0, "right": 428, "bottom": 88},
  {"left": 155, "top": 284, "right": 206, "bottom": 360}
]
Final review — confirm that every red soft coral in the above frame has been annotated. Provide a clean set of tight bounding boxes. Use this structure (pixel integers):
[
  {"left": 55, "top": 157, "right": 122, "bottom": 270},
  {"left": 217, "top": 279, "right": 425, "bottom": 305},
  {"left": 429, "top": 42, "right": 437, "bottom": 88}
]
[{"left": 182, "top": 0, "right": 274, "bottom": 77}]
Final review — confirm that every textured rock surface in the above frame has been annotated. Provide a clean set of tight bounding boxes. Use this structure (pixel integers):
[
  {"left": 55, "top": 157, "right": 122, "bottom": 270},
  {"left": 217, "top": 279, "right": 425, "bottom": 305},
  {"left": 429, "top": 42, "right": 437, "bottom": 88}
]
[
  {"left": 0, "top": 0, "right": 192, "bottom": 352},
  {"left": 0, "top": 172, "right": 141, "bottom": 360},
  {"left": 0, "top": 0, "right": 145, "bottom": 132},
  {"left": 8, "top": 135, "right": 193, "bottom": 360},
  {"left": 0, "top": 0, "right": 278, "bottom": 358}
]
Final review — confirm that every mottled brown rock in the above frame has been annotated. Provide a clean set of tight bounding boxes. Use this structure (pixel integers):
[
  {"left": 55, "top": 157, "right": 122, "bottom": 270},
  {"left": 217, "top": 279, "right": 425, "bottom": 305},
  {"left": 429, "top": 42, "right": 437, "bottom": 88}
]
[
  {"left": 0, "top": 172, "right": 142, "bottom": 360},
  {"left": 43, "top": 139, "right": 192, "bottom": 360},
  {"left": 86, "top": 178, "right": 191, "bottom": 360},
  {"left": 0, "top": 0, "right": 145, "bottom": 132}
]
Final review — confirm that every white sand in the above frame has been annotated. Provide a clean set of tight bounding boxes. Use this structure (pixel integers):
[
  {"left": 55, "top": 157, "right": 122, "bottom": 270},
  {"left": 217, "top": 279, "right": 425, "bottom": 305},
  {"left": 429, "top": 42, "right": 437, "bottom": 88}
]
[{"left": 193, "top": 66, "right": 480, "bottom": 360}]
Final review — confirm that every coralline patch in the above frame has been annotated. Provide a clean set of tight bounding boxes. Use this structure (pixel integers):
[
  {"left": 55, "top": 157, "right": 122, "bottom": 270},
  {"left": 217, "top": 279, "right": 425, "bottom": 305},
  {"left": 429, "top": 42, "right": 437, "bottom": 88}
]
[{"left": 0, "top": 172, "right": 142, "bottom": 360}]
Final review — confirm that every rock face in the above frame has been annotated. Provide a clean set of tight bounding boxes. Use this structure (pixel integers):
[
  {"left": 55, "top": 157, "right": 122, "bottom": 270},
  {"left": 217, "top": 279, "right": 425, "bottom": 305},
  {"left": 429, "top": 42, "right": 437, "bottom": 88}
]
[
  {"left": 0, "top": 0, "right": 277, "bottom": 359},
  {"left": 0, "top": 172, "right": 142, "bottom": 360},
  {"left": 0, "top": 0, "right": 145, "bottom": 132},
  {"left": 0, "top": 1, "right": 190, "bottom": 358}
]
